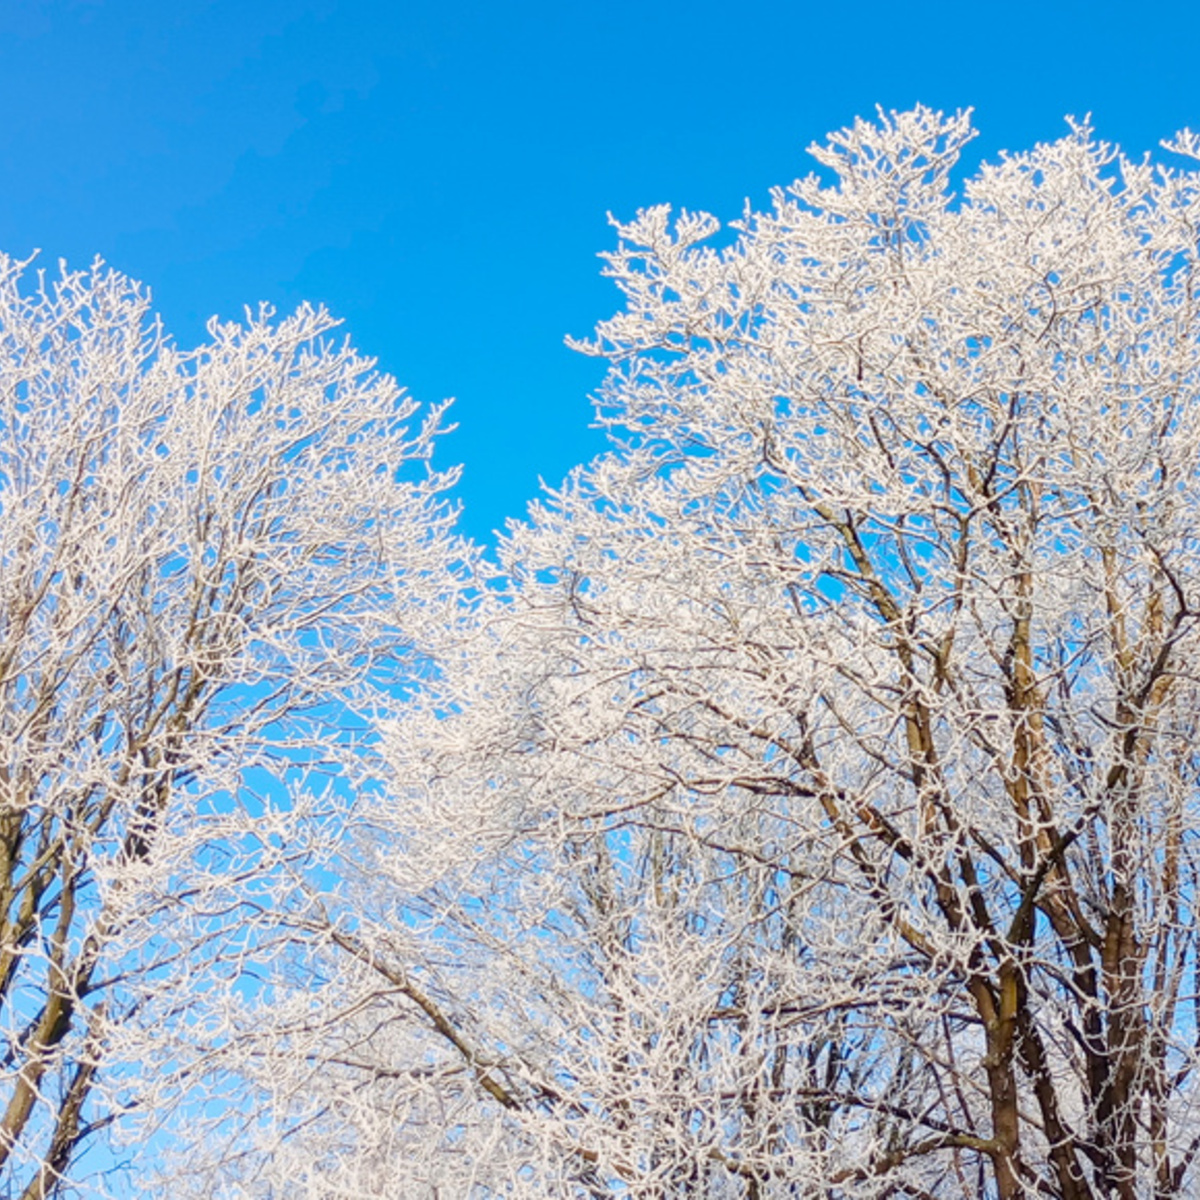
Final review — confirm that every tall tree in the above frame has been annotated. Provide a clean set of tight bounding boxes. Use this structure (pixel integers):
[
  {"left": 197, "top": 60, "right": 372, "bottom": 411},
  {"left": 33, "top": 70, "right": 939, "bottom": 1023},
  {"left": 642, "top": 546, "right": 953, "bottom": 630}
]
[
  {"left": 0, "top": 255, "right": 462, "bottom": 1197},
  {"left": 177, "top": 109, "right": 1200, "bottom": 1198}
]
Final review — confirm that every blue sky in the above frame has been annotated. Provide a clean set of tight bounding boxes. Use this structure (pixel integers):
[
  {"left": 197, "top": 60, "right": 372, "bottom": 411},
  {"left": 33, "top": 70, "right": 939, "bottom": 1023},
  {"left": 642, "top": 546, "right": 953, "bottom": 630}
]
[{"left": 0, "top": 0, "right": 1196, "bottom": 544}]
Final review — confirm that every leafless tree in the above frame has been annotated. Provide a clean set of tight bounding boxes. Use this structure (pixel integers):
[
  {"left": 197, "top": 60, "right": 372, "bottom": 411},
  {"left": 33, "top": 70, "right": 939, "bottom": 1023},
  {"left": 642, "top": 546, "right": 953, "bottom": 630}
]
[
  {"left": 159, "top": 110, "right": 1200, "bottom": 1198},
  {"left": 0, "top": 255, "right": 463, "bottom": 1197}
]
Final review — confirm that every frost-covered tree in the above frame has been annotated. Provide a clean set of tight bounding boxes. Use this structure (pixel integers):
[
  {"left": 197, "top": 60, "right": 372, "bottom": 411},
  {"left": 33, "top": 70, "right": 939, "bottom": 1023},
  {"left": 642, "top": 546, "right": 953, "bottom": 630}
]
[
  {"left": 180, "top": 109, "right": 1200, "bottom": 1199},
  {"left": 0, "top": 255, "right": 462, "bottom": 1197}
]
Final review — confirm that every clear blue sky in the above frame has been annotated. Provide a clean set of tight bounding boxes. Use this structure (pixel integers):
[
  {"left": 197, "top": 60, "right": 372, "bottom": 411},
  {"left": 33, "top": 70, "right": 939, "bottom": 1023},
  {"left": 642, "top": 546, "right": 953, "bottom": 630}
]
[{"left": 1, "top": 0, "right": 1196, "bottom": 544}]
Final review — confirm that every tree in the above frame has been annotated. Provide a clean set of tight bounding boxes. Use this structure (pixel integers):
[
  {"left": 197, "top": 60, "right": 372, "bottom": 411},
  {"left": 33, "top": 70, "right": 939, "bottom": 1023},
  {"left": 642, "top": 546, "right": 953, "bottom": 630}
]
[
  {"left": 167, "top": 108, "right": 1200, "bottom": 1198},
  {"left": 0, "top": 254, "right": 462, "bottom": 1198}
]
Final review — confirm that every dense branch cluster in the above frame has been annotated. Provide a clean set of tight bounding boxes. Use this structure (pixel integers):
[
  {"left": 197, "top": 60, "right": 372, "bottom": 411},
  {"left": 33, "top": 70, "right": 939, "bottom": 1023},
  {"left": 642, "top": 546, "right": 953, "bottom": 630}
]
[
  {"left": 0, "top": 258, "right": 461, "bottom": 1197},
  {"left": 8, "top": 108, "right": 1200, "bottom": 1199}
]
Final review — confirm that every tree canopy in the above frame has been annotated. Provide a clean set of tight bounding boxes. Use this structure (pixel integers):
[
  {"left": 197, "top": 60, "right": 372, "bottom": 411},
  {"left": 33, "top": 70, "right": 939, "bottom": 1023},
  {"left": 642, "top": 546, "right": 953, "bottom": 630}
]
[
  {"left": 10, "top": 107, "right": 1200, "bottom": 1199},
  {"left": 0, "top": 257, "right": 462, "bottom": 1197}
]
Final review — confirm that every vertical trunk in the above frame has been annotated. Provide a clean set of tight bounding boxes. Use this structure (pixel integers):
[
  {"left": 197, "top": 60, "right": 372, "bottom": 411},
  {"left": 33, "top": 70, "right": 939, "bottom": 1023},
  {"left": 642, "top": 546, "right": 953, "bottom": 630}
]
[{"left": 972, "top": 970, "right": 1024, "bottom": 1200}]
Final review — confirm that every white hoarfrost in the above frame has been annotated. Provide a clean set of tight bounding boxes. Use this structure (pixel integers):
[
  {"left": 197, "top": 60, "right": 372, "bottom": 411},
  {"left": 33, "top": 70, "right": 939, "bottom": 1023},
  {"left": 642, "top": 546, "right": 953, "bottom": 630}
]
[
  {"left": 16, "top": 104, "right": 1200, "bottom": 1200},
  {"left": 203, "top": 109, "right": 1200, "bottom": 1199},
  {"left": 0, "top": 256, "right": 464, "bottom": 1197}
]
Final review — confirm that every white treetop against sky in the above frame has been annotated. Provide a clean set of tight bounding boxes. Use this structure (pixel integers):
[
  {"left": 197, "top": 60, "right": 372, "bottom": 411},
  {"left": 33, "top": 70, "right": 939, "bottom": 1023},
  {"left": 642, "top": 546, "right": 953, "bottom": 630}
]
[
  {"left": 0, "top": 255, "right": 464, "bottom": 1197},
  {"left": 158, "top": 108, "right": 1200, "bottom": 1200},
  {"left": 9, "top": 106, "right": 1200, "bottom": 1199}
]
